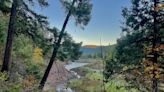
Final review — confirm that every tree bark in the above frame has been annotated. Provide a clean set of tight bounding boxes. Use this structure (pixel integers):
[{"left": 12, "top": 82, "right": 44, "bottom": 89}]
[
  {"left": 1, "top": 0, "right": 17, "bottom": 72},
  {"left": 152, "top": 0, "right": 158, "bottom": 92},
  {"left": 39, "top": 0, "right": 76, "bottom": 89}
]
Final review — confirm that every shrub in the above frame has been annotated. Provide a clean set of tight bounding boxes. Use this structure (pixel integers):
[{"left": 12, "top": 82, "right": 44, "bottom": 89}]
[
  {"left": 68, "top": 79, "right": 82, "bottom": 89},
  {"left": 86, "top": 72, "right": 103, "bottom": 80},
  {"left": 33, "top": 47, "right": 44, "bottom": 65}
]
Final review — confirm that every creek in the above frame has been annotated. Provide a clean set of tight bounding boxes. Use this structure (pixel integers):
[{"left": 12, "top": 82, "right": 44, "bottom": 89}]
[{"left": 56, "top": 62, "right": 89, "bottom": 92}]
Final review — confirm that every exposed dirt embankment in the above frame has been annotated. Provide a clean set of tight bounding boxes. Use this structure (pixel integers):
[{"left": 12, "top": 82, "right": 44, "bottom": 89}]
[{"left": 44, "top": 61, "right": 74, "bottom": 91}]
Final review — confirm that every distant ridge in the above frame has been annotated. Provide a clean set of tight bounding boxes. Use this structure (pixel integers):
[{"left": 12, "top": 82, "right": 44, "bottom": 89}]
[
  {"left": 81, "top": 44, "right": 116, "bottom": 56},
  {"left": 83, "top": 45, "right": 98, "bottom": 48}
]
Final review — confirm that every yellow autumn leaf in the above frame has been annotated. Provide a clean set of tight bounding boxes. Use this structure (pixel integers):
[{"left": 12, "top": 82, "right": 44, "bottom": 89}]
[
  {"left": 155, "top": 74, "right": 160, "bottom": 79},
  {"left": 150, "top": 74, "right": 154, "bottom": 79},
  {"left": 144, "top": 67, "right": 150, "bottom": 72},
  {"left": 150, "top": 66, "right": 154, "bottom": 70}
]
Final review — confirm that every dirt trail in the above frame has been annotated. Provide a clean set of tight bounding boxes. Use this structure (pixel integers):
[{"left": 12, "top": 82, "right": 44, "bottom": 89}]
[{"left": 43, "top": 61, "right": 73, "bottom": 91}]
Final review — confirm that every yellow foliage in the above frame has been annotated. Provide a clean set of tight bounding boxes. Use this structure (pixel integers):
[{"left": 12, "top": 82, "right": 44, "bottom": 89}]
[
  {"left": 154, "top": 64, "right": 159, "bottom": 70},
  {"left": 144, "top": 67, "right": 148, "bottom": 72},
  {"left": 150, "top": 74, "right": 154, "bottom": 79},
  {"left": 144, "top": 63, "right": 160, "bottom": 72},
  {"left": 0, "top": 72, "right": 8, "bottom": 81},
  {"left": 145, "top": 72, "right": 161, "bottom": 79},
  {"left": 123, "top": 65, "right": 128, "bottom": 71},
  {"left": 32, "top": 47, "right": 44, "bottom": 65},
  {"left": 144, "top": 62, "right": 161, "bottom": 79},
  {"left": 144, "top": 66, "right": 153, "bottom": 72},
  {"left": 155, "top": 74, "right": 160, "bottom": 79}
]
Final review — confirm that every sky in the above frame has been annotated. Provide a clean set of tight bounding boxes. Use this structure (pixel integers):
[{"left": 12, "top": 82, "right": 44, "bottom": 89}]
[{"left": 34, "top": 0, "right": 131, "bottom": 45}]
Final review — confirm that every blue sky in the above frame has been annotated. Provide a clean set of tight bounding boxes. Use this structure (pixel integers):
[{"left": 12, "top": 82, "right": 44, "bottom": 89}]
[{"left": 34, "top": 0, "right": 131, "bottom": 45}]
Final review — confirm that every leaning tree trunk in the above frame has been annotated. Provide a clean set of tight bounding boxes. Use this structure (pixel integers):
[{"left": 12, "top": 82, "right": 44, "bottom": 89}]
[
  {"left": 1, "top": 0, "right": 17, "bottom": 72},
  {"left": 39, "top": 0, "right": 76, "bottom": 89}
]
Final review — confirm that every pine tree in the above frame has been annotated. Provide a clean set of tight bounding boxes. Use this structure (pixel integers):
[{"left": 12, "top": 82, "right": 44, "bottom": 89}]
[
  {"left": 1, "top": 0, "right": 49, "bottom": 72},
  {"left": 116, "top": 0, "right": 164, "bottom": 91},
  {"left": 39, "top": 0, "right": 92, "bottom": 89}
]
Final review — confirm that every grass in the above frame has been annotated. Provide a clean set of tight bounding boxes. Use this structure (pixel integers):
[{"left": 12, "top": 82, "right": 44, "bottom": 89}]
[{"left": 68, "top": 67, "right": 139, "bottom": 92}]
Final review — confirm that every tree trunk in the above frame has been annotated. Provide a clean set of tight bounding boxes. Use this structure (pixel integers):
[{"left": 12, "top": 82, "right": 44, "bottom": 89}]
[
  {"left": 152, "top": 0, "right": 158, "bottom": 92},
  {"left": 1, "top": 0, "right": 17, "bottom": 72},
  {"left": 152, "top": 78, "right": 158, "bottom": 92},
  {"left": 39, "top": 0, "right": 76, "bottom": 89}
]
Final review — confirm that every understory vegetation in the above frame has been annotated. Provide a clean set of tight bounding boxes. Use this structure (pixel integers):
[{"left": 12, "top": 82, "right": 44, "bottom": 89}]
[
  {"left": 65, "top": 0, "right": 164, "bottom": 91},
  {"left": 0, "top": 0, "right": 164, "bottom": 92},
  {"left": 68, "top": 64, "right": 139, "bottom": 92},
  {"left": 0, "top": 0, "right": 86, "bottom": 90}
]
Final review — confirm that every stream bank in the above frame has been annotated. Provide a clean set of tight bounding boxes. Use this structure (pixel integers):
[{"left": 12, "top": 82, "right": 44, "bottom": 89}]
[{"left": 55, "top": 62, "right": 89, "bottom": 92}]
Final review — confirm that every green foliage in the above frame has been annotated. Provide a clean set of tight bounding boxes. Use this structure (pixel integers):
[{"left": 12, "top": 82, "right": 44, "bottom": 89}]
[
  {"left": 86, "top": 85, "right": 101, "bottom": 92},
  {"left": 113, "top": 0, "right": 164, "bottom": 91},
  {"left": 13, "top": 34, "right": 33, "bottom": 59},
  {"left": 105, "top": 82, "right": 126, "bottom": 92},
  {"left": 69, "top": 69, "right": 139, "bottom": 92},
  {"left": 0, "top": 14, "right": 8, "bottom": 65},
  {"left": 0, "top": 14, "right": 8, "bottom": 44},
  {"left": 0, "top": 72, "right": 22, "bottom": 92},
  {"left": 69, "top": 79, "right": 82, "bottom": 89},
  {"left": 12, "top": 33, "right": 44, "bottom": 84},
  {"left": 9, "top": 83, "right": 22, "bottom": 92},
  {"left": 116, "top": 32, "right": 144, "bottom": 65},
  {"left": 105, "top": 45, "right": 116, "bottom": 59},
  {"left": 58, "top": 33, "right": 82, "bottom": 61},
  {"left": 69, "top": 78, "right": 102, "bottom": 92},
  {"left": 105, "top": 80, "right": 139, "bottom": 92},
  {"left": 12, "top": 34, "right": 44, "bottom": 80},
  {"left": 41, "top": 27, "right": 83, "bottom": 61},
  {"left": 0, "top": 81, "right": 22, "bottom": 92},
  {"left": 86, "top": 72, "right": 103, "bottom": 80},
  {"left": 26, "top": 63, "right": 43, "bottom": 80},
  {"left": 0, "top": 72, "right": 8, "bottom": 81},
  {"left": 0, "top": 0, "right": 11, "bottom": 14},
  {"left": 104, "top": 59, "right": 121, "bottom": 80},
  {"left": 60, "top": 0, "right": 92, "bottom": 28}
]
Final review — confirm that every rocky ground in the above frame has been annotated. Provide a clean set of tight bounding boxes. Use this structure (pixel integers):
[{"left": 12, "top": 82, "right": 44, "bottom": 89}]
[{"left": 43, "top": 61, "right": 74, "bottom": 91}]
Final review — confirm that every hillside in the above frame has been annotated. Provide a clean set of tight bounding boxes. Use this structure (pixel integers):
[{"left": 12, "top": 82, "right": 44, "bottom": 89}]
[{"left": 80, "top": 45, "right": 116, "bottom": 56}]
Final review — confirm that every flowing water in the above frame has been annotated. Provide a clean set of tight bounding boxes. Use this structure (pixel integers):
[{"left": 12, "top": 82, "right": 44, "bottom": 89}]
[{"left": 56, "top": 62, "right": 89, "bottom": 92}]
